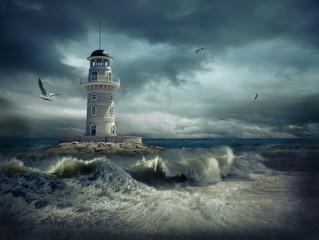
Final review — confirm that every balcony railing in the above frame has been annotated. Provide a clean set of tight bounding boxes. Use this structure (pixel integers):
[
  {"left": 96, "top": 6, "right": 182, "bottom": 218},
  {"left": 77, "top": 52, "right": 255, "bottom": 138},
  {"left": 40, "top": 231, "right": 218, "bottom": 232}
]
[{"left": 80, "top": 76, "right": 120, "bottom": 85}]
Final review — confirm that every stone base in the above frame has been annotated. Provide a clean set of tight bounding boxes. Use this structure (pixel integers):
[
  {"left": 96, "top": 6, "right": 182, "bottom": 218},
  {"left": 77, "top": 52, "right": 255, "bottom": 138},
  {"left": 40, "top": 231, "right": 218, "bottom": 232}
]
[
  {"left": 45, "top": 140, "right": 163, "bottom": 155},
  {"left": 60, "top": 136, "right": 142, "bottom": 144},
  {"left": 45, "top": 135, "right": 163, "bottom": 155}
]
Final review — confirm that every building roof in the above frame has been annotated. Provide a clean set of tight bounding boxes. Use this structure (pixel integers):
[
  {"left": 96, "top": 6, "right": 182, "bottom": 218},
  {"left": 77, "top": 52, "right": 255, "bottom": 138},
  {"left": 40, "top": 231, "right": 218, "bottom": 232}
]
[{"left": 90, "top": 49, "right": 112, "bottom": 58}]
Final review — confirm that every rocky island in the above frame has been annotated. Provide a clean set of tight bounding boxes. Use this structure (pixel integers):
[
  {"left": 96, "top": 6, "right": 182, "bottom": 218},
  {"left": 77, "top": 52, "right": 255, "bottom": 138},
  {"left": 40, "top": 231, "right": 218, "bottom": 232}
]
[{"left": 45, "top": 141, "right": 164, "bottom": 155}]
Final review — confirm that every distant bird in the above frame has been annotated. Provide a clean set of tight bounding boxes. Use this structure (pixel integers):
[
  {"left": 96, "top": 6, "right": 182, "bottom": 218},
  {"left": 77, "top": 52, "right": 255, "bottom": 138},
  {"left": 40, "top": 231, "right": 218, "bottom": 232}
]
[
  {"left": 38, "top": 78, "right": 60, "bottom": 101},
  {"left": 250, "top": 93, "right": 258, "bottom": 102},
  {"left": 195, "top": 48, "right": 205, "bottom": 54}
]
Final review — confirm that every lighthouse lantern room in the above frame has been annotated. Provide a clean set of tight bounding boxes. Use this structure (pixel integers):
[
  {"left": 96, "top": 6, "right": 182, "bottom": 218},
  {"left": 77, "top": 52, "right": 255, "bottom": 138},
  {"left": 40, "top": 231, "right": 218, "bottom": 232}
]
[{"left": 80, "top": 49, "right": 120, "bottom": 136}]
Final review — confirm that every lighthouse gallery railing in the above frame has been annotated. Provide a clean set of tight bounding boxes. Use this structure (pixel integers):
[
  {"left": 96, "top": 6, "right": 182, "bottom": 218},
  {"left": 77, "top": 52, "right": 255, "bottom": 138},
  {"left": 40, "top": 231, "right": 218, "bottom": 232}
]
[{"left": 80, "top": 76, "right": 120, "bottom": 85}]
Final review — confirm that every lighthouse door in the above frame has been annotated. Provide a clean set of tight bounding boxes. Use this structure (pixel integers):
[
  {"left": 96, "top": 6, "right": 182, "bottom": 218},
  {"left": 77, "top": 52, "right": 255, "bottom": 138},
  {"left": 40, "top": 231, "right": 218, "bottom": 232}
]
[{"left": 91, "top": 125, "right": 96, "bottom": 136}]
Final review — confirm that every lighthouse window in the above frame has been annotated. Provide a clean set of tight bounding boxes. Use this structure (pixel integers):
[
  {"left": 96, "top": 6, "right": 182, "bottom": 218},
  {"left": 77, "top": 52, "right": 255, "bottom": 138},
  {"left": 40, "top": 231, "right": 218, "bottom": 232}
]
[
  {"left": 110, "top": 94, "right": 113, "bottom": 101},
  {"left": 91, "top": 93, "right": 97, "bottom": 101},
  {"left": 91, "top": 105, "right": 96, "bottom": 116},
  {"left": 92, "top": 71, "right": 98, "bottom": 81},
  {"left": 110, "top": 107, "right": 114, "bottom": 116}
]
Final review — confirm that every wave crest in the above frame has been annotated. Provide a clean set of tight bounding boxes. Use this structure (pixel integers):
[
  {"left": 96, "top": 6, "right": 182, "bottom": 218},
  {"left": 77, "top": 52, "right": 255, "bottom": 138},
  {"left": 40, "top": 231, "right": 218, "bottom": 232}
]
[
  {"left": 128, "top": 146, "right": 234, "bottom": 184},
  {"left": 0, "top": 158, "right": 32, "bottom": 174},
  {"left": 48, "top": 157, "right": 109, "bottom": 178}
]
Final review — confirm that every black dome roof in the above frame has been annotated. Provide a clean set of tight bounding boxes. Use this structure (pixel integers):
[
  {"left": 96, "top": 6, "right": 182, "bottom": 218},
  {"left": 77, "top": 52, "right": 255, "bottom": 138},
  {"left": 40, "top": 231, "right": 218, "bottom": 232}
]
[{"left": 90, "top": 49, "right": 111, "bottom": 57}]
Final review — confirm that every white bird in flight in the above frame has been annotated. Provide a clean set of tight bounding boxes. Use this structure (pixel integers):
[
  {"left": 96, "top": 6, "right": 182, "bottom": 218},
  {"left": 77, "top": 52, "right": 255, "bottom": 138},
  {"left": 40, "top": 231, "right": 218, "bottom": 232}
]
[
  {"left": 196, "top": 48, "right": 205, "bottom": 54},
  {"left": 250, "top": 93, "right": 258, "bottom": 102},
  {"left": 38, "top": 78, "right": 60, "bottom": 101}
]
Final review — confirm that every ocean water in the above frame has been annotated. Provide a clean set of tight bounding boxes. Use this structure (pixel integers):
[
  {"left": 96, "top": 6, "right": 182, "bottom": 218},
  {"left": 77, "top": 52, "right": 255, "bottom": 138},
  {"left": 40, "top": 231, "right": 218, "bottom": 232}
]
[{"left": 0, "top": 138, "right": 318, "bottom": 240}]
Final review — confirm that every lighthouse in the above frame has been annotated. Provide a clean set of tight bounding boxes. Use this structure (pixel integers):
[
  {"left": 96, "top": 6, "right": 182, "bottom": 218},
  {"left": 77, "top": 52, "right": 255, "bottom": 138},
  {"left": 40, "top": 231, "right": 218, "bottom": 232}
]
[
  {"left": 80, "top": 49, "right": 120, "bottom": 136},
  {"left": 59, "top": 25, "right": 142, "bottom": 144}
]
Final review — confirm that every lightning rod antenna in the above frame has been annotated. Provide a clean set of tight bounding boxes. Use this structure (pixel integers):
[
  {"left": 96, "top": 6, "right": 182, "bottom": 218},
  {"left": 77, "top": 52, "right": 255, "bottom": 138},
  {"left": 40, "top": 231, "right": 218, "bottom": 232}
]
[{"left": 99, "top": 21, "right": 101, "bottom": 49}]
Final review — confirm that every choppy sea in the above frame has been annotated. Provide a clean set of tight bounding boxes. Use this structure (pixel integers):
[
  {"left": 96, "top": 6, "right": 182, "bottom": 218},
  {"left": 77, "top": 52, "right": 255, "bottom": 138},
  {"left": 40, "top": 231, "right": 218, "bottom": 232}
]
[{"left": 0, "top": 138, "right": 318, "bottom": 240}]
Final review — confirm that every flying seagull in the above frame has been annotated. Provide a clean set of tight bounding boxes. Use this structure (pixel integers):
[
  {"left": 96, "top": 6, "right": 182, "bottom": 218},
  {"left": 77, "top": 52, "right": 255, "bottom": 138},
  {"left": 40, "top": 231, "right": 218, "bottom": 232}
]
[
  {"left": 250, "top": 93, "right": 258, "bottom": 102},
  {"left": 38, "top": 78, "right": 60, "bottom": 101},
  {"left": 195, "top": 48, "right": 205, "bottom": 54}
]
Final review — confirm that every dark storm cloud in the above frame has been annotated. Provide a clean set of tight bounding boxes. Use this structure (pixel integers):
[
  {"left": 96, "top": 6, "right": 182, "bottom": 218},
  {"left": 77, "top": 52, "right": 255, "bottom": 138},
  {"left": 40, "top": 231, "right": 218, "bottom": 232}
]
[
  {"left": 285, "top": 94, "right": 319, "bottom": 124},
  {"left": 199, "top": 93, "right": 319, "bottom": 137},
  {"left": 0, "top": 95, "right": 85, "bottom": 137},
  {"left": 0, "top": 117, "right": 30, "bottom": 137},
  {"left": 1, "top": 0, "right": 319, "bottom": 85},
  {"left": 0, "top": 97, "right": 30, "bottom": 137},
  {"left": 0, "top": 0, "right": 86, "bottom": 78},
  {"left": 26, "top": 118, "right": 85, "bottom": 138},
  {"left": 78, "top": 0, "right": 319, "bottom": 50},
  {"left": 202, "top": 93, "right": 319, "bottom": 125},
  {"left": 1, "top": 0, "right": 319, "bottom": 138},
  {"left": 0, "top": 96, "right": 11, "bottom": 108},
  {"left": 115, "top": 47, "right": 208, "bottom": 96},
  {"left": 71, "top": 0, "right": 319, "bottom": 95}
]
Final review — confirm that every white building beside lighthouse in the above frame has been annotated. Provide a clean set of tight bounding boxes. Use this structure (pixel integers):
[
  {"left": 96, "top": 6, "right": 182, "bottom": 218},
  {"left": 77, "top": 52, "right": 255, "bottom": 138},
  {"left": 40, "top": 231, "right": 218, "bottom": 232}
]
[{"left": 80, "top": 49, "right": 120, "bottom": 136}]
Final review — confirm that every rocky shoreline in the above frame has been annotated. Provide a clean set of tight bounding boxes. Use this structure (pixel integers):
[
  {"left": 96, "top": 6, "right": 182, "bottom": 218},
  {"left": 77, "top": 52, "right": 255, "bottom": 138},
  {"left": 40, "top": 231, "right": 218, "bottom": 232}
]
[{"left": 44, "top": 141, "right": 164, "bottom": 155}]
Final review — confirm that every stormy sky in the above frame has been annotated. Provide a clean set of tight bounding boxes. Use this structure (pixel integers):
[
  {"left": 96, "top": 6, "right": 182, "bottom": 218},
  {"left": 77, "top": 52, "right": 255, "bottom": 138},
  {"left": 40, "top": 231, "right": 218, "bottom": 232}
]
[{"left": 0, "top": 0, "right": 319, "bottom": 138}]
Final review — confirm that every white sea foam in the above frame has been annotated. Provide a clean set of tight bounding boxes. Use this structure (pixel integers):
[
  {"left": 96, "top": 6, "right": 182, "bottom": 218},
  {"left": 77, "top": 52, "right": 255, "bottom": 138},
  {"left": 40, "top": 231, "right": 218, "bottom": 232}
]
[
  {"left": 0, "top": 145, "right": 317, "bottom": 240},
  {"left": 130, "top": 146, "right": 234, "bottom": 183}
]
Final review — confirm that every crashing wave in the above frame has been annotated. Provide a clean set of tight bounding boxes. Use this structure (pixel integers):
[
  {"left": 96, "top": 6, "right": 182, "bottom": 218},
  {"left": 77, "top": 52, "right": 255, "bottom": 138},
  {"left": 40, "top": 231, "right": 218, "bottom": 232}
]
[
  {"left": 0, "top": 158, "right": 34, "bottom": 174},
  {"left": 47, "top": 156, "right": 109, "bottom": 178},
  {"left": 127, "top": 146, "right": 234, "bottom": 184}
]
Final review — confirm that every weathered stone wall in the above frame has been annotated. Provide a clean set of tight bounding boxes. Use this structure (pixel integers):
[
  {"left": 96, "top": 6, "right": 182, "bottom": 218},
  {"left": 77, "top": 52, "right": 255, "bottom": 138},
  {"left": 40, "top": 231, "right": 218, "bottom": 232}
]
[{"left": 60, "top": 136, "right": 142, "bottom": 144}]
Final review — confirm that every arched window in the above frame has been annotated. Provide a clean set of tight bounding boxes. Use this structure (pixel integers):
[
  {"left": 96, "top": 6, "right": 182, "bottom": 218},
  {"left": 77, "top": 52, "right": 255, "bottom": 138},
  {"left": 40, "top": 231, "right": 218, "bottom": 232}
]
[
  {"left": 91, "top": 93, "right": 97, "bottom": 101},
  {"left": 110, "top": 94, "right": 113, "bottom": 101},
  {"left": 91, "top": 105, "right": 96, "bottom": 116},
  {"left": 111, "top": 125, "right": 116, "bottom": 134},
  {"left": 90, "top": 124, "right": 96, "bottom": 136},
  {"left": 92, "top": 71, "right": 98, "bottom": 81}
]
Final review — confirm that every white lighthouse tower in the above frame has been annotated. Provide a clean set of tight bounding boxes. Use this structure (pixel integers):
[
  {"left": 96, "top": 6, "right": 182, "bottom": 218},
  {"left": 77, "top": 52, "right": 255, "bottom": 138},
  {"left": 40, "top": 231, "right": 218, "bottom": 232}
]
[{"left": 81, "top": 48, "right": 120, "bottom": 136}]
